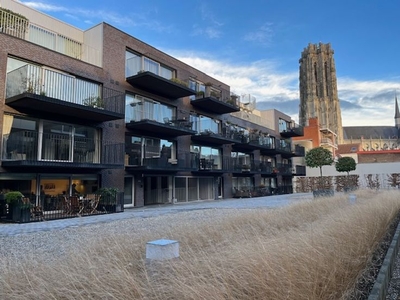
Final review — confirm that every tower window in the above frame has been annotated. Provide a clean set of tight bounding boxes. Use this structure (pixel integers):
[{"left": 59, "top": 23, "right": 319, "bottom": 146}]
[{"left": 314, "top": 62, "right": 318, "bottom": 96}]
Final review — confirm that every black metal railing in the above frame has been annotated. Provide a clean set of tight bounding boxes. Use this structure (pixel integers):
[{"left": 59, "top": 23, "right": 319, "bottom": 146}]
[
  {"left": 0, "top": 192, "right": 124, "bottom": 223},
  {"left": 293, "top": 144, "right": 305, "bottom": 156},
  {"left": 3, "top": 131, "right": 124, "bottom": 165}
]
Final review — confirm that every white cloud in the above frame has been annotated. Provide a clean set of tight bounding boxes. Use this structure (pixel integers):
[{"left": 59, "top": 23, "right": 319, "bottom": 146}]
[
  {"left": 190, "top": 3, "right": 223, "bottom": 39},
  {"left": 337, "top": 78, "right": 400, "bottom": 126},
  {"left": 173, "top": 52, "right": 298, "bottom": 99},
  {"left": 18, "top": 1, "right": 173, "bottom": 32},
  {"left": 172, "top": 50, "right": 400, "bottom": 127},
  {"left": 19, "top": 1, "right": 65, "bottom": 11},
  {"left": 243, "top": 22, "right": 274, "bottom": 47}
]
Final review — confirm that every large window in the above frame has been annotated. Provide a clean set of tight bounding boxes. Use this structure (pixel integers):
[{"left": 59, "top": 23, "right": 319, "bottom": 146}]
[
  {"left": 190, "top": 145, "right": 221, "bottom": 169},
  {"left": 3, "top": 115, "right": 100, "bottom": 163},
  {"left": 125, "top": 94, "right": 175, "bottom": 123},
  {"left": 191, "top": 114, "right": 220, "bottom": 134},
  {"left": 125, "top": 136, "right": 175, "bottom": 166},
  {"left": 125, "top": 50, "right": 174, "bottom": 79}
]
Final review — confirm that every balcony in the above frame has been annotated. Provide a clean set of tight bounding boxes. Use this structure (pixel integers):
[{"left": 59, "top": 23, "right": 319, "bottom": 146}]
[
  {"left": 191, "top": 93, "right": 240, "bottom": 114},
  {"left": 191, "top": 128, "right": 237, "bottom": 145},
  {"left": 2, "top": 131, "right": 124, "bottom": 170},
  {"left": 320, "top": 138, "right": 338, "bottom": 149},
  {"left": 292, "top": 144, "right": 305, "bottom": 157},
  {"left": 126, "top": 71, "right": 195, "bottom": 99},
  {"left": 293, "top": 165, "right": 306, "bottom": 176},
  {"left": 232, "top": 132, "right": 278, "bottom": 153},
  {"left": 126, "top": 116, "right": 195, "bottom": 138},
  {"left": 6, "top": 64, "right": 124, "bottom": 122},
  {"left": 125, "top": 152, "right": 197, "bottom": 173},
  {"left": 280, "top": 123, "right": 304, "bottom": 137},
  {"left": 277, "top": 163, "right": 293, "bottom": 176},
  {"left": 278, "top": 143, "right": 295, "bottom": 157},
  {"left": 0, "top": 8, "right": 29, "bottom": 39}
]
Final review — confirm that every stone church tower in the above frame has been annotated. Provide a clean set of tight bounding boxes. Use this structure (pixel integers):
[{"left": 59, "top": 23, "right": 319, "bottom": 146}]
[{"left": 299, "top": 43, "right": 343, "bottom": 144}]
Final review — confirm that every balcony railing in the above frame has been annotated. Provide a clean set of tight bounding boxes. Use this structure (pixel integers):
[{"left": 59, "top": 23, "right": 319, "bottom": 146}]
[
  {"left": 293, "top": 144, "right": 305, "bottom": 156},
  {"left": 125, "top": 152, "right": 198, "bottom": 171},
  {"left": 6, "top": 64, "right": 124, "bottom": 120},
  {"left": 0, "top": 8, "right": 29, "bottom": 39},
  {"left": 320, "top": 138, "right": 338, "bottom": 149},
  {"left": 191, "top": 89, "right": 240, "bottom": 114},
  {"left": 280, "top": 122, "right": 304, "bottom": 137},
  {"left": 277, "top": 163, "right": 293, "bottom": 175},
  {"left": 294, "top": 165, "right": 306, "bottom": 176},
  {"left": 2, "top": 131, "right": 123, "bottom": 167}
]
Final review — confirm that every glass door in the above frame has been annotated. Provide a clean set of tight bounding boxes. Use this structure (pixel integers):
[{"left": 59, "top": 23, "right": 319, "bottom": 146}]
[{"left": 41, "top": 121, "right": 72, "bottom": 161}]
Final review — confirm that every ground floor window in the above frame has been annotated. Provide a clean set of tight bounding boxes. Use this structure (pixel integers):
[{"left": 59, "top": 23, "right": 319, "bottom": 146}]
[
  {"left": 175, "top": 176, "right": 217, "bottom": 202},
  {"left": 0, "top": 173, "right": 98, "bottom": 210}
]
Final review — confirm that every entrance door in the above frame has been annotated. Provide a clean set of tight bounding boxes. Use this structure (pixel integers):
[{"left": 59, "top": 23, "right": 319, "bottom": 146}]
[{"left": 124, "top": 176, "right": 134, "bottom": 207}]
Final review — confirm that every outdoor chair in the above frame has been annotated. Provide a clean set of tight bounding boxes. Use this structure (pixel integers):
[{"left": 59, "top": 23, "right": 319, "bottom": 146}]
[
  {"left": 63, "top": 196, "right": 71, "bottom": 215},
  {"left": 31, "top": 205, "right": 44, "bottom": 221},
  {"left": 69, "top": 196, "right": 81, "bottom": 215},
  {"left": 90, "top": 195, "right": 101, "bottom": 214}
]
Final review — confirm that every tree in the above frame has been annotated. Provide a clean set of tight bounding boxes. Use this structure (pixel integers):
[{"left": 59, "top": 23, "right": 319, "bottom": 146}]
[
  {"left": 335, "top": 156, "right": 356, "bottom": 176},
  {"left": 305, "top": 147, "right": 334, "bottom": 189}
]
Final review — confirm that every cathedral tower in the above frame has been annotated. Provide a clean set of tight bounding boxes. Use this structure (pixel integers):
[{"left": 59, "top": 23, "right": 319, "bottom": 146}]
[
  {"left": 395, "top": 95, "right": 400, "bottom": 129},
  {"left": 299, "top": 43, "right": 343, "bottom": 144}
]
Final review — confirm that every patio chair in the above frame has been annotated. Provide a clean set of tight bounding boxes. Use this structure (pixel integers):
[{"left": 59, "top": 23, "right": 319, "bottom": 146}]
[
  {"left": 63, "top": 196, "right": 71, "bottom": 214},
  {"left": 90, "top": 195, "right": 101, "bottom": 214},
  {"left": 31, "top": 205, "right": 44, "bottom": 221},
  {"left": 69, "top": 196, "right": 81, "bottom": 215}
]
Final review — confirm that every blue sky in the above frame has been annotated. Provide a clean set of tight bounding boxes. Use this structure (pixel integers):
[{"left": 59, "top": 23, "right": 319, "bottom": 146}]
[{"left": 16, "top": 0, "right": 400, "bottom": 126}]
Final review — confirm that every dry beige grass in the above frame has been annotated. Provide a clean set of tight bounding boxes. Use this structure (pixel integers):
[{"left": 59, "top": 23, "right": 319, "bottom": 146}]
[{"left": 1, "top": 190, "right": 399, "bottom": 299}]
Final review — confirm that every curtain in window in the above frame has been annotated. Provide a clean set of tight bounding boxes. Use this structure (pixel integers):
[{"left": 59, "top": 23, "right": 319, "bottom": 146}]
[
  {"left": 144, "top": 58, "right": 159, "bottom": 74},
  {"left": 125, "top": 53, "right": 141, "bottom": 77}
]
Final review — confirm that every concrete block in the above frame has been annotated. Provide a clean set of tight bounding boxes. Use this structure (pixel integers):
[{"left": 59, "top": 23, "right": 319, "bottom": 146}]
[
  {"left": 349, "top": 194, "right": 357, "bottom": 205},
  {"left": 146, "top": 239, "right": 179, "bottom": 260}
]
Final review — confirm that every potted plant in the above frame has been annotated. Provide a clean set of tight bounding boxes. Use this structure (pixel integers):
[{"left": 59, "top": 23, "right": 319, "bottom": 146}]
[
  {"left": 5, "top": 191, "right": 30, "bottom": 223},
  {"left": 96, "top": 188, "right": 122, "bottom": 213},
  {"left": 196, "top": 91, "right": 205, "bottom": 98},
  {"left": 83, "top": 96, "right": 105, "bottom": 109}
]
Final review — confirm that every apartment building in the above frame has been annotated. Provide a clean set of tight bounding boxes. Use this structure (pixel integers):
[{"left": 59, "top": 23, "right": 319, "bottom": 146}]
[{"left": 0, "top": 0, "right": 304, "bottom": 216}]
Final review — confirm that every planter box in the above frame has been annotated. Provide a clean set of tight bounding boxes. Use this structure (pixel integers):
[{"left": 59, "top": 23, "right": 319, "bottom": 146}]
[
  {"left": 11, "top": 205, "right": 30, "bottom": 223},
  {"left": 313, "top": 189, "right": 334, "bottom": 198}
]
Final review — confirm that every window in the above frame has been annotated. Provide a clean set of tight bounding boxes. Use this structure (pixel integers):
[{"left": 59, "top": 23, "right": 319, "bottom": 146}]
[
  {"left": 4, "top": 116, "right": 100, "bottom": 163},
  {"left": 125, "top": 136, "right": 176, "bottom": 165},
  {"left": 190, "top": 114, "right": 220, "bottom": 134},
  {"left": 279, "top": 119, "right": 288, "bottom": 132},
  {"left": 314, "top": 62, "right": 318, "bottom": 97},
  {"left": 191, "top": 145, "right": 221, "bottom": 169},
  {"left": 125, "top": 50, "right": 174, "bottom": 79},
  {"left": 125, "top": 94, "right": 175, "bottom": 123}
]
